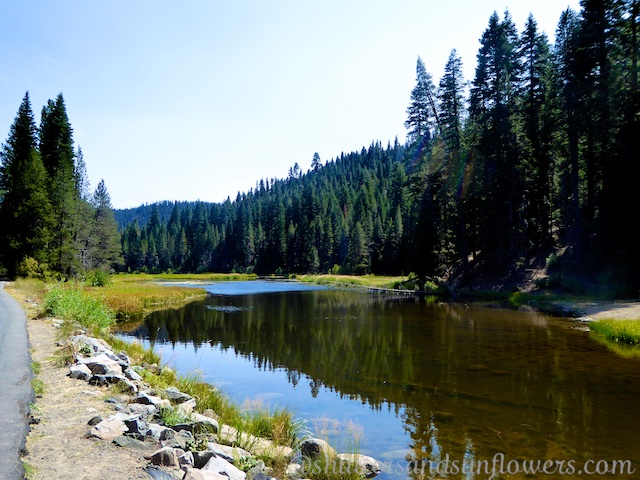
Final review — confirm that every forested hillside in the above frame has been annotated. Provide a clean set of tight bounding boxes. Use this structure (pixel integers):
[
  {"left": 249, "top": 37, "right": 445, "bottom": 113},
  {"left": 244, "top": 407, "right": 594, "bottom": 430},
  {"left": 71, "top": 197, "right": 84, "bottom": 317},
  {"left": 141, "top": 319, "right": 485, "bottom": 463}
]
[
  {"left": 116, "top": 3, "right": 640, "bottom": 293},
  {"left": 2, "top": 2, "right": 639, "bottom": 294}
]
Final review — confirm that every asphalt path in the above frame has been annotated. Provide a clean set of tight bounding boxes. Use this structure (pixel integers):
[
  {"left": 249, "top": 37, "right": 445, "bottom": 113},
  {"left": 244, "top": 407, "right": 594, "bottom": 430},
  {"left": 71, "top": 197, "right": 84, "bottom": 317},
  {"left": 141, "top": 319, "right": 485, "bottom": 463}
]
[{"left": 0, "top": 281, "right": 32, "bottom": 480}]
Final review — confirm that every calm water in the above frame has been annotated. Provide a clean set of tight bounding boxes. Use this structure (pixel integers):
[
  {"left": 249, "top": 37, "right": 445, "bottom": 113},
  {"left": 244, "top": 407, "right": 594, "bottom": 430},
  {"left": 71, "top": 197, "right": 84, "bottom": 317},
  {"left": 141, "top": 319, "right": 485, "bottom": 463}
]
[{"left": 116, "top": 281, "right": 640, "bottom": 479}]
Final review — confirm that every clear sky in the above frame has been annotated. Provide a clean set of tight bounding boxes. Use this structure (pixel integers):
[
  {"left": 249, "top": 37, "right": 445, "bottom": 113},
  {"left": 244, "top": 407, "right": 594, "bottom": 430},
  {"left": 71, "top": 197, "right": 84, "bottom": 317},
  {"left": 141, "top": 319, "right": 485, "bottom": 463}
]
[{"left": 1, "top": 1, "right": 581, "bottom": 209}]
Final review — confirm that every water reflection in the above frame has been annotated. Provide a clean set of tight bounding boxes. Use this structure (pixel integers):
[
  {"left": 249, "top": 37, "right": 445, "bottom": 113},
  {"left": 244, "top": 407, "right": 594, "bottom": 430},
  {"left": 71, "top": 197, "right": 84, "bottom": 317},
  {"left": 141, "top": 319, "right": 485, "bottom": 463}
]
[{"left": 118, "top": 287, "right": 640, "bottom": 479}]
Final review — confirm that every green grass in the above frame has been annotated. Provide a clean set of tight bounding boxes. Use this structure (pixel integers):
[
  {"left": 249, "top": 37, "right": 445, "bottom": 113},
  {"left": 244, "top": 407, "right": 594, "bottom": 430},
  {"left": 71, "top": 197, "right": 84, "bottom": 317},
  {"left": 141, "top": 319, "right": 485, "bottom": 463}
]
[
  {"left": 44, "top": 285, "right": 115, "bottom": 334},
  {"left": 113, "top": 272, "right": 258, "bottom": 283},
  {"left": 31, "top": 378, "right": 44, "bottom": 396},
  {"left": 589, "top": 319, "right": 640, "bottom": 346},
  {"left": 299, "top": 274, "right": 414, "bottom": 290}
]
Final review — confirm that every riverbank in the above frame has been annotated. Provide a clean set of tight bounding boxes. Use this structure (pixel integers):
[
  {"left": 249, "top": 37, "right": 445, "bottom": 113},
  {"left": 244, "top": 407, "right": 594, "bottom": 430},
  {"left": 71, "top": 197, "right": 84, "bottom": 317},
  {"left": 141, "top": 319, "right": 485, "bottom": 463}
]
[
  {"left": 7, "top": 278, "right": 380, "bottom": 479},
  {"left": 6, "top": 276, "right": 637, "bottom": 478}
]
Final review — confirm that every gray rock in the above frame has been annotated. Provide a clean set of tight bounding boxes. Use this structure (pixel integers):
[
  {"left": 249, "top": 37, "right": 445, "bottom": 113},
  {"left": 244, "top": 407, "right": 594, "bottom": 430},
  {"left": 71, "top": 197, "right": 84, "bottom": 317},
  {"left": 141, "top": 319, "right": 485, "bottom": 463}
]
[
  {"left": 164, "top": 386, "right": 193, "bottom": 403},
  {"left": 69, "top": 364, "right": 92, "bottom": 381},
  {"left": 176, "top": 398, "right": 197, "bottom": 415},
  {"left": 87, "top": 415, "right": 103, "bottom": 426},
  {"left": 112, "top": 435, "right": 156, "bottom": 450},
  {"left": 182, "top": 467, "right": 230, "bottom": 480},
  {"left": 337, "top": 453, "right": 381, "bottom": 478},
  {"left": 178, "top": 450, "right": 194, "bottom": 470},
  {"left": 90, "top": 418, "right": 128, "bottom": 441},
  {"left": 148, "top": 447, "right": 181, "bottom": 467},
  {"left": 190, "top": 413, "right": 219, "bottom": 433},
  {"left": 124, "top": 367, "right": 143, "bottom": 382},
  {"left": 77, "top": 353, "right": 123, "bottom": 375},
  {"left": 124, "top": 416, "right": 149, "bottom": 436},
  {"left": 202, "top": 455, "right": 246, "bottom": 480},
  {"left": 123, "top": 402, "right": 157, "bottom": 417},
  {"left": 285, "top": 462, "right": 303, "bottom": 479},
  {"left": 89, "top": 374, "right": 138, "bottom": 393},
  {"left": 205, "top": 442, "right": 252, "bottom": 464},
  {"left": 161, "top": 429, "right": 193, "bottom": 450},
  {"left": 135, "top": 391, "right": 171, "bottom": 409},
  {"left": 146, "top": 423, "right": 172, "bottom": 439},
  {"left": 300, "top": 438, "right": 336, "bottom": 460}
]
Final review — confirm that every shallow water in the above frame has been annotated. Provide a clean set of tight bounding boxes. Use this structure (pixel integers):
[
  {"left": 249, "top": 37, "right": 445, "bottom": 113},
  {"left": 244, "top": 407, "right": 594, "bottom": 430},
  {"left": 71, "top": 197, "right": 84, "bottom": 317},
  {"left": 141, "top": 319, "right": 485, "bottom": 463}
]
[{"left": 117, "top": 282, "right": 640, "bottom": 479}]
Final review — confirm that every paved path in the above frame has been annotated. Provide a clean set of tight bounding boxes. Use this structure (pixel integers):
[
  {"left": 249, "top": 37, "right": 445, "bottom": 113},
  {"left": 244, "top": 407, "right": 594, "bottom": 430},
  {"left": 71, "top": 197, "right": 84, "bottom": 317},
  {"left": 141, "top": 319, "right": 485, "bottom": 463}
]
[{"left": 0, "top": 281, "right": 32, "bottom": 480}]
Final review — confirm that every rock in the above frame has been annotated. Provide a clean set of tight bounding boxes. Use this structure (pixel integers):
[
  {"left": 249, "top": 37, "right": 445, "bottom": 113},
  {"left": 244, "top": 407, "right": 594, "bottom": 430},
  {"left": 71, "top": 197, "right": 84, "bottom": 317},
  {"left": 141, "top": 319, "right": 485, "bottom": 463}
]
[
  {"left": 71, "top": 335, "right": 114, "bottom": 357},
  {"left": 124, "top": 416, "right": 149, "bottom": 437},
  {"left": 190, "top": 412, "right": 219, "bottom": 433},
  {"left": 164, "top": 386, "right": 193, "bottom": 403},
  {"left": 245, "top": 462, "right": 275, "bottom": 480},
  {"left": 146, "top": 423, "right": 172, "bottom": 439},
  {"left": 87, "top": 415, "right": 103, "bottom": 426},
  {"left": 144, "top": 465, "right": 182, "bottom": 480},
  {"left": 89, "top": 374, "right": 138, "bottom": 393},
  {"left": 141, "top": 362, "right": 162, "bottom": 374},
  {"left": 218, "top": 424, "right": 293, "bottom": 460},
  {"left": 285, "top": 462, "right": 303, "bottom": 479},
  {"left": 123, "top": 402, "right": 157, "bottom": 417},
  {"left": 300, "top": 438, "right": 337, "bottom": 460},
  {"left": 112, "top": 435, "right": 156, "bottom": 450},
  {"left": 337, "top": 453, "right": 381, "bottom": 479},
  {"left": 176, "top": 398, "right": 197, "bottom": 415},
  {"left": 124, "top": 366, "right": 143, "bottom": 382},
  {"left": 202, "top": 455, "right": 246, "bottom": 480},
  {"left": 77, "top": 353, "right": 123, "bottom": 375},
  {"left": 148, "top": 447, "right": 182, "bottom": 467},
  {"left": 178, "top": 450, "right": 194, "bottom": 470},
  {"left": 205, "top": 443, "right": 252, "bottom": 465},
  {"left": 69, "top": 364, "right": 93, "bottom": 381},
  {"left": 182, "top": 467, "right": 230, "bottom": 480},
  {"left": 134, "top": 391, "right": 171, "bottom": 409},
  {"left": 161, "top": 429, "right": 193, "bottom": 450},
  {"left": 90, "top": 418, "right": 128, "bottom": 441}
]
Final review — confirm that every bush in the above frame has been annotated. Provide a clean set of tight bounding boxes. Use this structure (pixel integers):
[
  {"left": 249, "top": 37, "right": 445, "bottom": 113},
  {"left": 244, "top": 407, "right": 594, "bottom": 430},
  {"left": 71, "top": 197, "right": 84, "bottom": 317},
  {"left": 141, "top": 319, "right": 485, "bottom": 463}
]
[
  {"left": 17, "top": 257, "right": 50, "bottom": 280},
  {"left": 87, "top": 269, "right": 112, "bottom": 287}
]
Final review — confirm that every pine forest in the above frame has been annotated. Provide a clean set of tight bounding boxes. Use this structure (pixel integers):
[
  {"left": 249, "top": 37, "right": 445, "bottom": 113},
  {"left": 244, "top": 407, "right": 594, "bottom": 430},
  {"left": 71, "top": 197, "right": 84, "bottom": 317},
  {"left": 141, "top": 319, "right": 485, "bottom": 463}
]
[{"left": 2, "top": 3, "right": 639, "bottom": 294}]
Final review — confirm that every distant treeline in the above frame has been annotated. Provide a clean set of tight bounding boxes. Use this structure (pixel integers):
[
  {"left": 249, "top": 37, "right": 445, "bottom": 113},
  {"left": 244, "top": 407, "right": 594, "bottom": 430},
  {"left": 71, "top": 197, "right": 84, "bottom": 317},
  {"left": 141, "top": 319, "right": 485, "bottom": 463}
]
[
  {"left": 3, "top": 3, "right": 638, "bottom": 292},
  {"left": 116, "top": 3, "right": 640, "bottom": 293}
]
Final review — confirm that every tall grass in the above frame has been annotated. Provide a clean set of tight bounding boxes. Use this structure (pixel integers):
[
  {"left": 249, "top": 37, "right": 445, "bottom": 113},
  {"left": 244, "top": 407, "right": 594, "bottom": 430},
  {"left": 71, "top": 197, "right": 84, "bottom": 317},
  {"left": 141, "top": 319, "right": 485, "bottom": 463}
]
[
  {"left": 589, "top": 319, "right": 640, "bottom": 346},
  {"left": 44, "top": 285, "right": 115, "bottom": 334},
  {"left": 86, "top": 281, "right": 207, "bottom": 321}
]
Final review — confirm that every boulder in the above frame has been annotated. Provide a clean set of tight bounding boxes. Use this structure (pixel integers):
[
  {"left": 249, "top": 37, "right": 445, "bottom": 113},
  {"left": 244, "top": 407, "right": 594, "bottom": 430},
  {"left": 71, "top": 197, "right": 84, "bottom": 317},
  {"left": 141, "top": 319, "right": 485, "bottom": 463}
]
[
  {"left": 202, "top": 455, "right": 246, "bottom": 480},
  {"left": 178, "top": 450, "right": 195, "bottom": 470},
  {"left": 190, "top": 412, "right": 219, "bottom": 433},
  {"left": 90, "top": 418, "right": 128, "bottom": 441},
  {"left": 205, "top": 442, "right": 252, "bottom": 464},
  {"left": 299, "top": 438, "right": 336, "bottom": 460},
  {"left": 69, "top": 364, "right": 93, "bottom": 381},
  {"left": 77, "top": 353, "right": 123, "bottom": 376},
  {"left": 89, "top": 374, "right": 138, "bottom": 393},
  {"left": 164, "top": 386, "right": 193, "bottom": 403},
  {"left": 176, "top": 398, "right": 197, "bottom": 415},
  {"left": 183, "top": 467, "right": 230, "bottom": 480},
  {"left": 146, "top": 423, "right": 172, "bottom": 439},
  {"left": 124, "top": 367, "right": 143, "bottom": 382},
  {"left": 134, "top": 391, "right": 171, "bottom": 409},
  {"left": 337, "top": 453, "right": 381, "bottom": 479},
  {"left": 148, "top": 447, "right": 183, "bottom": 467},
  {"left": 124, "top": 416, "right": 149, "bottom": 437}
]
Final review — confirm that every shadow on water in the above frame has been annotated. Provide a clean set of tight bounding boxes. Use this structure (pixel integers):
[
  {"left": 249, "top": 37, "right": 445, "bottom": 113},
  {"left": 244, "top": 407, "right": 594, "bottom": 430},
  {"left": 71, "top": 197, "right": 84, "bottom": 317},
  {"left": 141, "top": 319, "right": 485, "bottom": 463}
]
[{"left": 117, "top": 285, "right": 640, "bottom": 479}]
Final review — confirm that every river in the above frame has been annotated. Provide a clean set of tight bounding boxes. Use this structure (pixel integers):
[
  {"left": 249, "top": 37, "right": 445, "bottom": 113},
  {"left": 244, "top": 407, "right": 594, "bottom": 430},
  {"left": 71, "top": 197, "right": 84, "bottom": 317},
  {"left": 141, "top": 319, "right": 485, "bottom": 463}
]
[{"left": 116, "top": 281, "right": 640, "bottom": 479}]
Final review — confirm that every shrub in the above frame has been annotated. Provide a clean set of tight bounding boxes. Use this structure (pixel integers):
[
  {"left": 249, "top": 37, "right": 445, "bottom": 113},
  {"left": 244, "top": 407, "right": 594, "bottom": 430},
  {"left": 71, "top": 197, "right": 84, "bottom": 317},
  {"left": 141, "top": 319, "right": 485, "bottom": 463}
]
[{"left": 87, "top": 269, "right": 112, "bottom": 287}]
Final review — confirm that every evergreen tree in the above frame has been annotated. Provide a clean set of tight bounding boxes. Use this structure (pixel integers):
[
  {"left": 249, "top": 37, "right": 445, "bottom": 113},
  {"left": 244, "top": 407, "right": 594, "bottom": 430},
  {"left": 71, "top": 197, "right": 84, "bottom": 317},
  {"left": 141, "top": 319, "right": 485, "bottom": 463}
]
[
  {"left": 0, "top": 93, "right": 53, "bottom": 276},
  {"left": 39, "top": 93, "right": 81, "bottom": 276},
  {"left": 87, "top": 180, "right": 122, "bottom": 270}
]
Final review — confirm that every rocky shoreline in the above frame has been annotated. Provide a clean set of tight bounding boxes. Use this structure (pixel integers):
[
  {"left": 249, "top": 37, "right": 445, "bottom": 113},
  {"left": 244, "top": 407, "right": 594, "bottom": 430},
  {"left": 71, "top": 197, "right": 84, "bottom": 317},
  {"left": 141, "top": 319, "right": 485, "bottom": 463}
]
[{"left": 31, "top": 328, "right": 380, "bottom": 480}]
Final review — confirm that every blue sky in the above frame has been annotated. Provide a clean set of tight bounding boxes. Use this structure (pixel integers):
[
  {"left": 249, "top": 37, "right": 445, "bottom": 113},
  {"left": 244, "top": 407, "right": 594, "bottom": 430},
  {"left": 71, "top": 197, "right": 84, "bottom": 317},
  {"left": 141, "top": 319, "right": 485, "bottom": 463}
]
[{"left": 1, "top": 1, "right": 580, "bottom": 209}]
